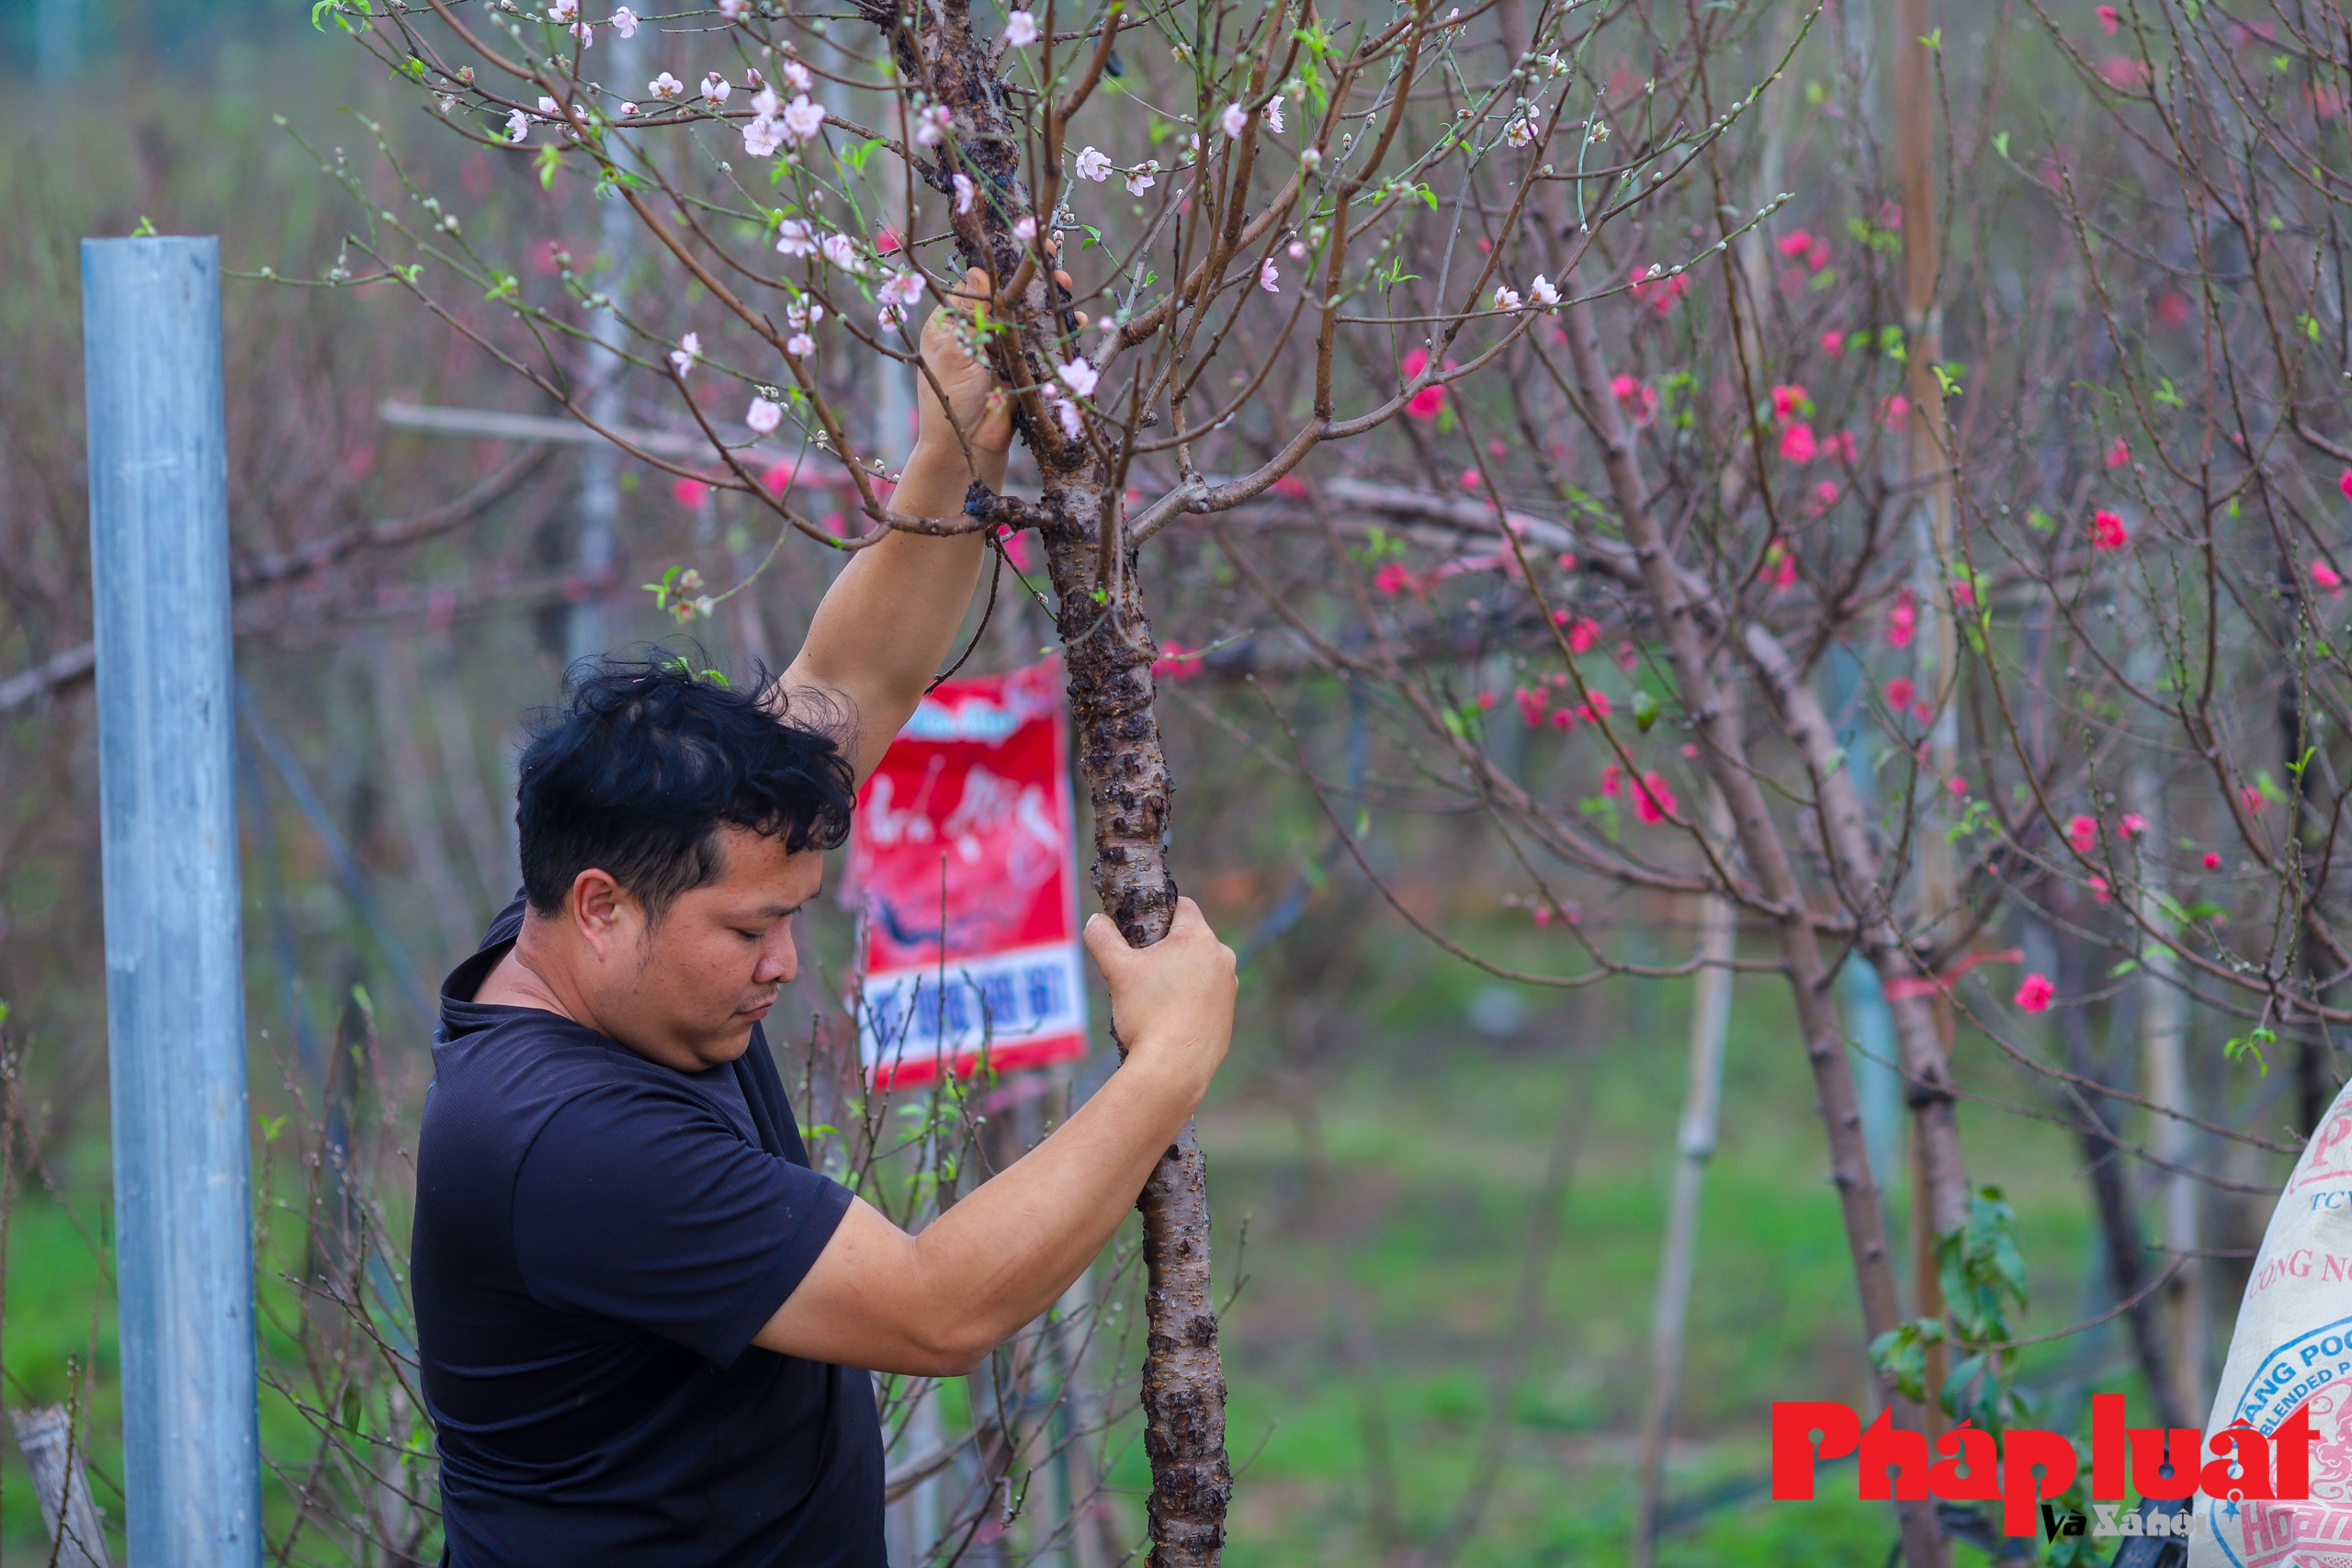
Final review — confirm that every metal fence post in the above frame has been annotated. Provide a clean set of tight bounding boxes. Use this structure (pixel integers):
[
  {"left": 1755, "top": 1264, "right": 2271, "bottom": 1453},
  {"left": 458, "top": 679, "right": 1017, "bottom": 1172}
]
[{"left": 85, "top": 234, "right": 264, "bottom": 1568}]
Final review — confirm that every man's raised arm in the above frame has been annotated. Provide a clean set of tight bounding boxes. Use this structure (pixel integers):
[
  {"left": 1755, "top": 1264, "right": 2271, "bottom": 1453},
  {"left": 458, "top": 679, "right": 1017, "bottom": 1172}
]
[{"left": 775, "top": 264, "right": 1076, "bottom": 784}]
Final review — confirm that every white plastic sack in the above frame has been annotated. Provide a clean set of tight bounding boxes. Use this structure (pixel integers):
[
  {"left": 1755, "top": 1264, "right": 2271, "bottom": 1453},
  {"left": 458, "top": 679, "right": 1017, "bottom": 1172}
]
[{"left": 2193, "top": 1078, "right": 2352, "bottom": 1566}]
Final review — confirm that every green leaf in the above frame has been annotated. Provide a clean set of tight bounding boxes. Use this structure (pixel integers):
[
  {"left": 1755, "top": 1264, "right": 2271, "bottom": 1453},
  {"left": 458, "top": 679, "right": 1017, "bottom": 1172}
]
[
  {"left": 1917, "top": 28, "right": 1941, "bottom": 49},
  {"left": 2109, "top": 957, "right": 2140, "bottom": 977},
  {"left": 1991, "top": 130, "right": 2010, "bottom": 159},
  {"left": 2154, "top": 377, "right": 2186, "bottom": 409},
  {"left": 2226, "top": 1026, "right": 2276, "bottom": 1074},
  {"left": 1632, "top": 689, "right": 1659, "bottom": 732}
]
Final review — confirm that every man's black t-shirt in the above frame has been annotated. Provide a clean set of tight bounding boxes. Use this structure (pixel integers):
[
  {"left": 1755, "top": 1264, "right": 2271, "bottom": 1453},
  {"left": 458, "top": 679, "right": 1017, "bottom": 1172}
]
[{"left": 412, "top": 896, "right": 885, "bottom": 1566}]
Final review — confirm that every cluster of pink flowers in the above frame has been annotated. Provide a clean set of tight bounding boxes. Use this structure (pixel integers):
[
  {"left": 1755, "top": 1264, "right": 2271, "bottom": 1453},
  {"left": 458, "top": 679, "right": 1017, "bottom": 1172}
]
[
  {"left": 1400, "top": 347, "right": 1453, "bottom": 420},
  {"left": 2066, "top": 813, "right": 2098, "bottom": 852},
  {"left": 1632, "top": 772, "right": 1679, "bottom": 823},
  {"left": 2090, "top": 509, "right": 2130, "bottom": 551},
  {"left": 1599, "top": 763, "right": 1679, "bottom": 823},
  {"left": 1611, "top": 374, "right": 1658, "bottom": 426},
  {"left": 1776, "top": 229, "right": 1834, "bottom": 273},
  {"left": 1768, "top": 381, "right": 1856, "bottom": 469},
  {"left": 1887, "top": 589, "right": 1917, "bottom": 649},
  {"left": 1152, "top": 642, "right": 1204, "bottom": 681}
]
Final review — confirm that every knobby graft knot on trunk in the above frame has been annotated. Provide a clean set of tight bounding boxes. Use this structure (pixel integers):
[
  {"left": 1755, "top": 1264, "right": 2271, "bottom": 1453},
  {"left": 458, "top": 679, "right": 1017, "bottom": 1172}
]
[{"left": 962, "top": 481, "right": 1050, "bottom": 533}]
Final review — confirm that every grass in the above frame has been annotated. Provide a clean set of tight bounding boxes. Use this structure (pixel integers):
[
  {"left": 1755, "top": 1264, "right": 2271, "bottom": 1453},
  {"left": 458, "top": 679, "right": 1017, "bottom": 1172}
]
[{"left": 1116, "top": 936, "right": 2146, "bottom": 1567}]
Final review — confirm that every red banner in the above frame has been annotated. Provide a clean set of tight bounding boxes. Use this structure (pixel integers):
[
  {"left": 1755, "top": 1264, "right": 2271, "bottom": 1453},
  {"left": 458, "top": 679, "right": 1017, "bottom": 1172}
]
[{"left": 845, "top": 660, "right": 1090, "bottom": 1089}]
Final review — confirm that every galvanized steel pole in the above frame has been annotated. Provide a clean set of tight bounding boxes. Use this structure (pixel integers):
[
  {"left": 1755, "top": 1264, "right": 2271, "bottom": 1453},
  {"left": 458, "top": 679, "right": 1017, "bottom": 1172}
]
[{"left": 85, "top": 234, "right": 264, "bottom": 1568}]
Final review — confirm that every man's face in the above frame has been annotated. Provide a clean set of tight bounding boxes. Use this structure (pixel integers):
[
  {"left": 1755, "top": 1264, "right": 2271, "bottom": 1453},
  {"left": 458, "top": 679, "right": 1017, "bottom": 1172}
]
[{"left": 600, "top": 827, "right": 825, "bottom": 1071}]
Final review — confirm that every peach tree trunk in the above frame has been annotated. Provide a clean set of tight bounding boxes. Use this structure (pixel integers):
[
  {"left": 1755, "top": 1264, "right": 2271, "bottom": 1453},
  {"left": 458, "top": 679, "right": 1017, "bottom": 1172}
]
[{"left": 855, "top": 0, "right": 1231, "bottom": 1561}]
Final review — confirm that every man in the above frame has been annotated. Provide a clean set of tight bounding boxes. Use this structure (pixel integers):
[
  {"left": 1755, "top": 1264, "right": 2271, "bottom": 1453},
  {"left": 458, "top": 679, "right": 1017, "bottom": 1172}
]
[{"left": 411, "top": 271, "right": 1238, "bottom": 1565}]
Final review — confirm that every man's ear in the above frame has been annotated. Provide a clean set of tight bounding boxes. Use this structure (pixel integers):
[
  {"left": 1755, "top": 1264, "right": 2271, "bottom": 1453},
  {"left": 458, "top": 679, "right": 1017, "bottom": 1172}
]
[{"left": 569, "top": 868, "right": 636, "bottom": 958}]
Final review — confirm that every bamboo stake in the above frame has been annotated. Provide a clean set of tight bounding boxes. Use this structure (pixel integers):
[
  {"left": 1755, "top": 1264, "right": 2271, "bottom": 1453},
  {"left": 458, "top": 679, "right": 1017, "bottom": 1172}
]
[
  {"left": 1895, "top": 0, "right": 1960, "bottom": 1466},
  {"left": 1629, "top": 783, "right": 1737, "bottom": 1568}
]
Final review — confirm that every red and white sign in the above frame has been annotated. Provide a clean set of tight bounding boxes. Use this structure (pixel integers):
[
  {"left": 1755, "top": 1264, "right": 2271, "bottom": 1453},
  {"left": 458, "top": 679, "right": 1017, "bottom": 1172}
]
[{"left": 845, "top": 660, "right": 1089, "bottom": 1089}]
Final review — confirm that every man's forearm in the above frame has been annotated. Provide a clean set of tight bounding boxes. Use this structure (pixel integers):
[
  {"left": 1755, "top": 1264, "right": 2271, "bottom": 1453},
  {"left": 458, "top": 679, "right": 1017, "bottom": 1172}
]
[
  {"left": 755, "top": 903, "right": 1234, "bottom": 1373},
  {"left": 780, "top": 439, "right": 1004, "bottom": 777},
  {"left": 752, "top": 1054, "right": 1204, "bottom": 1374},
  {"left": 912, "top": 1049, "right": 1210, "bottom": 1359}
]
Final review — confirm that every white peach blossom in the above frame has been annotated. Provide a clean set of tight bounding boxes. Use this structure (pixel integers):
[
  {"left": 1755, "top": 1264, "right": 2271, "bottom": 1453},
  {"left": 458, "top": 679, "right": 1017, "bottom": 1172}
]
[{"left": 782, "top": 95, "right": 825, "bottom": 142}]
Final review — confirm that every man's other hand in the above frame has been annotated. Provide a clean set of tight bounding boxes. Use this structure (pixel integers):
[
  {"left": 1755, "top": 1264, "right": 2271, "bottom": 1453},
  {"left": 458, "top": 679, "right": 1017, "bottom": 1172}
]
[{"left": 1083, "top": 897, "right": 1236, "bottom": 1100}]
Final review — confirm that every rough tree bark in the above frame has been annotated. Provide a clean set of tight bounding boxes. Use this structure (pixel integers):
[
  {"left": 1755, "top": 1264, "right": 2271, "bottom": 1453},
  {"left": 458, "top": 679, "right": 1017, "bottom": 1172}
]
[{"left": 852, "top": 0, "right": 1230, "bottom": 1561}]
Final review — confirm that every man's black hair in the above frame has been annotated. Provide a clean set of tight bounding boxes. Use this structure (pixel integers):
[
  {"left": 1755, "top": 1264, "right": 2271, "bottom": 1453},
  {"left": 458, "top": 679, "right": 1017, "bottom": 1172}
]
[{"left": 516, "top": 649, "right": 855, "bottom": 924}]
